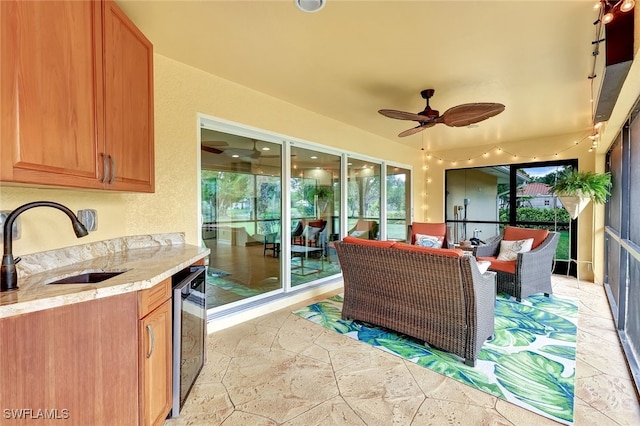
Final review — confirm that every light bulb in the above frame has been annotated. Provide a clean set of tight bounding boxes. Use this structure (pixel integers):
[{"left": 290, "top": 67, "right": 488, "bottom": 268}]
[
  {"left": 621, "top": 0, "right": 635, "bottom": 12},
  {"left": 602, "top": 11, "right": 614, "bottom": 24}
]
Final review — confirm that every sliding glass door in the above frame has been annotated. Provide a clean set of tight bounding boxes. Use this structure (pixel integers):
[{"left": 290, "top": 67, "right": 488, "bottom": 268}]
[
  {"left": 290, "top": 146, "right": 341, "bottom": 286},
  {"left": 201, "top": 128, "right": 283, "bottom": 309},
  {"left": 199, "top": 116, "right": 413, "bottom": 314},
  {"left": 347, "top": 157, "right": 381, "bottom": 240},
  {"left": 386, "top": 165, "right": 411, "bottom": 241}
]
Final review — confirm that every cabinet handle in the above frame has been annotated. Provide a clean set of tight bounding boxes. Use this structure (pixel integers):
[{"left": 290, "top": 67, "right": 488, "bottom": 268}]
[
  {"left": 146, "top": 324, "right": 155, "bottom": 358},
  {"left": 108, "top": 155, "right": 116, "bottom": 184},
  {"left": 101, "top": 153, "right": 110, "bottom": 184}
]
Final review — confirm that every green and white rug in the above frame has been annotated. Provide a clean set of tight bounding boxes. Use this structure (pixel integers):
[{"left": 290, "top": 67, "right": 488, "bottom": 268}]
[{"left": 294, "top": 293, "right": 578, "bottom": 425}]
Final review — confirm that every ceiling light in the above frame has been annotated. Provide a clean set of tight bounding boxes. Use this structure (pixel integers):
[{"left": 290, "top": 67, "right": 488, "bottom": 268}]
[
  {"left": 232, "top": 154, "right": 239, "bottom": 158},
  {"left": 310, "top": 155, "right": 318, "bottom": 159},
  {"left": 295, "top": 0, "right": 325, "bottom": 13},
  {"left": 600, "top": 0, "right": 635, "bottom": 24},
  {"left": 621, "top": 0, "right": 635, "bottom": 12},
  {"left": 262, "top": 147, "right": 270, "bottom": 151}
]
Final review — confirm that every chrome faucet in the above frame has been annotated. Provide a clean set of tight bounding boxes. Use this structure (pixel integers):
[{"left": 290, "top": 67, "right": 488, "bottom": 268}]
[{"left": 1, "top": 201, "right": 89, "bottom": 292}]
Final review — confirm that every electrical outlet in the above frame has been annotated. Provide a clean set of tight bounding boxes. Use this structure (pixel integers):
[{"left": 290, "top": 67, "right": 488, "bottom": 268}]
[
  {"left": 0, "top": 211, "right": 20, "bottom": 240},
  {"left": 77, "top": 209, "right": 97, "bottom": 232}
]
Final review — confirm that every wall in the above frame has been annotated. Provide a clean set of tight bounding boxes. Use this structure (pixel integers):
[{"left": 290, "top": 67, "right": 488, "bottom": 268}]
[{"left": 0, "top": 54, "right": 424, "bottom": 257}]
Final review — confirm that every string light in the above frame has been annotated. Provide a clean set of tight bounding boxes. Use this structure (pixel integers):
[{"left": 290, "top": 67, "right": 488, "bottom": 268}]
[{"left": 423, "top": 132, "right": 596, "bottom": 165}]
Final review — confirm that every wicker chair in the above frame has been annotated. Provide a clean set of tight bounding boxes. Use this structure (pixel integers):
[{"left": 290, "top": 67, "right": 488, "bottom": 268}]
[
  {"left": 335, "top": 237, "right": 496, "bottom": 367},
  {"left": 406, "top": 222, "right": 450, "bottom": 247},
  {"left": 474, "top": 227, "right": 560, "bottom": 302}
]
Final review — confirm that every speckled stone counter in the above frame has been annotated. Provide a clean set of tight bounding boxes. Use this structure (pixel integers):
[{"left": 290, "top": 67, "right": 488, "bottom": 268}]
[{"left": 0, "top": 233, "right": 210, "bottom": 319}]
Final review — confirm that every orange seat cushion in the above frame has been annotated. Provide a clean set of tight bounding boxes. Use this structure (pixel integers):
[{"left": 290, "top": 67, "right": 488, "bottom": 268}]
[
  {"left": 342, "top": 236, "right": 396, "bottom": 248},
  {"left": 410, "top": 222, "right": 446, "bottom": 244},
  {"left": 393, "top": 242, "right": 463, "bottom": 257},
  {"left": 503, "top": 226, "right": 549, "bottom": 249},
  {"left": 477, "top": 256, "right": 516, "bottom": 274}
]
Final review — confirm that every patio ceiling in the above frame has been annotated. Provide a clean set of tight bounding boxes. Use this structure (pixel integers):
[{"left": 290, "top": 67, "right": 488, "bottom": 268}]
[{"left": 118, "top": 0, "right": 605, "bottom": 153}]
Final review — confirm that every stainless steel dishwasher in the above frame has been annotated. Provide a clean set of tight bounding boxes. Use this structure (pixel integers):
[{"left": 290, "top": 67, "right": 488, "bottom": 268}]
[{"left": 170, "top": 265, "right": 206, "bottom": 417}]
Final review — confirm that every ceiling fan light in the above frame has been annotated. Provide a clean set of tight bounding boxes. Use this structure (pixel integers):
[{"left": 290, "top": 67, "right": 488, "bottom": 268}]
[
  {"left": 620, "top": 0, "right": 635, "bottom": 12},
  {"left": 602, "top": 11, "right": 614, "bottom": 23},
  {"left": 295, "top": 0, "right": 325, "bottom": 13}
]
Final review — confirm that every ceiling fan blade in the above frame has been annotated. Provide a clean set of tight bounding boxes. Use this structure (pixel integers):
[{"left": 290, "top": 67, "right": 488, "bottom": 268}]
[
  {"left": 201, "top": 140, "right": 228, "bottom": 147},
  {"left": 397, "top": 122, "right": 436, "bottom": 137},
  {"left": 379, "top": 109, "right": 435, "bottom": 122},
  {"left": 200, "top": 144, "right": 224, "bottom": 154},
  {"left": 440, "top": 103, "right": 505, "bottom": 127}
]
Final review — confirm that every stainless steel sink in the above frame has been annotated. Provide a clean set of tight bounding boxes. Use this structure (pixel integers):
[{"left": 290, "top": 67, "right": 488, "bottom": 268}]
[{"left": 47, "top": 270, "right": 127, "bottom": 285}]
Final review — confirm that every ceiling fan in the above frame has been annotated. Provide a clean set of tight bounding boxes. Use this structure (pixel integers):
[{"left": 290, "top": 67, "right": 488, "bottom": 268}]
[{"left": 378, "top": 89, "right": 505, "bottom": 137}]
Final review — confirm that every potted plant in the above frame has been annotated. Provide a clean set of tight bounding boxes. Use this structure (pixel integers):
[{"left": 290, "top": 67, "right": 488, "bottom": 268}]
[{"left": 550, "top": 170, "right": 612, "bottom": 219}]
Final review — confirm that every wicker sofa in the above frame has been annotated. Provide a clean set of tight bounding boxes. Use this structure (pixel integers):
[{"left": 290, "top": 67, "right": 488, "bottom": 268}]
[{"left": 334, "top": 237, "right": 496, "bottom": 366}]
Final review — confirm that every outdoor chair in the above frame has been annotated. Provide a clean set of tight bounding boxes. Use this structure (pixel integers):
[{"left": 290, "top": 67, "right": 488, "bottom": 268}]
[
  {"left": 475, "top": 226, "right": 560, "bottom": 301},
  {"left": 347, "top": 219, "right": 379, "bottom": 240},
  {"left": 263, "top": 232, "right": 280, "bottom": 257},
  {"left": 291, "top": 219, "right": 326, "bottom": 248},
  {"left": 407, "top": 222, "right": 450, "bottom": 247}
]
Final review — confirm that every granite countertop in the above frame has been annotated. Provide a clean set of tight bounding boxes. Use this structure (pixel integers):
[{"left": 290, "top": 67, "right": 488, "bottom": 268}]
[{"left": 0, "top": 233, "right": 210, "bottom": 319}]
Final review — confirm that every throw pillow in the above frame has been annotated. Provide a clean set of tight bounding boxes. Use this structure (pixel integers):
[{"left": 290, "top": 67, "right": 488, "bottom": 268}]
[
  {"left": 414, "top": 233, "right": 444, "bottom": 248},
  {"left": 496, "top": 238, "right": 534, "bottom": 261},
  {"left": 303, "top": 225, "right": 321, "bottom": 241},
  {"left": 476, "top": 260, "right": 491, "bottom": 274}
]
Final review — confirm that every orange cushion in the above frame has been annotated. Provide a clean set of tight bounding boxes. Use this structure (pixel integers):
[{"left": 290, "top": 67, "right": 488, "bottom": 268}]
[
  {"left": 410, "top": 222, "right": 446, "bottom": 244},
  {"left": 477, "top": 256, "right": 516, "bottom": 274},
  {"left": 342, "top": 236, "right": 395, "bottom": 248},
  {"left": 393, "top": 242, "right": 463, "bottom": 257},
  {"left": 308, "top": 220, "right": 325, "bottom": 229},
  {"left": 503, "top": 226, "right": 549, "bottom": 249}
]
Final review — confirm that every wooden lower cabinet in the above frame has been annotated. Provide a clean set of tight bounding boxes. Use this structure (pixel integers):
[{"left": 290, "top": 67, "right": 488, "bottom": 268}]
[
  {"left": 0, "top": 293, "right": 139, "bottom": 425},
  {"left": 139, "top": 298, "right": 172, "bottom": 426},
  {"left": 0, "top": 280, "right": 174, "bottom": 425}
]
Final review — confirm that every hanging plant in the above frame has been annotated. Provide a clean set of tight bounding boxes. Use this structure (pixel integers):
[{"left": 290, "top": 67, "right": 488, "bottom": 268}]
[{"left": 550, "top": 170, "right": 612, "bottom": 204}]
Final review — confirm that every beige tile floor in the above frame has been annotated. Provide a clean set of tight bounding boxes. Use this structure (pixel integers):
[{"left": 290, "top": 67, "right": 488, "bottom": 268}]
[{"left": 165, "top": 276, "right": 640, "bottom": 425}]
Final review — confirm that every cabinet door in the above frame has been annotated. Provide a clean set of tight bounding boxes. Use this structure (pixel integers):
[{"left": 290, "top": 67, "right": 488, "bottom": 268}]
[
  {"left": 0, "top": 293, "right": 139, "bottom": 426},
  {"left": 0, "top": 0, "right": 104, "bottom": 189},
  {"left": 139, "top": 298, "right": 172, "bottom": 426},
  {"left": 103, "top": 0, "right": 155, "bottom": 192}
]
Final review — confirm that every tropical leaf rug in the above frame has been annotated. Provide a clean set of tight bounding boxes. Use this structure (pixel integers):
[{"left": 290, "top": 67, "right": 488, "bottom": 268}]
[{"left": 293, "top": 293, "right": 578, "bottom": 425}]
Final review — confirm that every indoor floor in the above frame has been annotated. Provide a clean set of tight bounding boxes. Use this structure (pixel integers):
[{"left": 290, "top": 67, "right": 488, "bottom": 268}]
[
  {"left": 204, "top": 239, "right": 341, "bottom": 308},
  {"left": 166, "top": 275, "right": 640, "bottom": 425}
]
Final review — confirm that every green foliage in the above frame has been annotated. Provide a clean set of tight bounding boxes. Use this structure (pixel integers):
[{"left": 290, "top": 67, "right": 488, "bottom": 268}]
[
  {"left": 550, "top": 170, "right": 612, "bottom": 204},
  {"left": 499, "top": 208, "right": 570, "bottom": 228}
]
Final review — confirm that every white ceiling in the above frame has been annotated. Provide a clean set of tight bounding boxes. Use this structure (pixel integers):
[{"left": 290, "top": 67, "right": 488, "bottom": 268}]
[{"left": 117, "top": 0, "right": 604, "bottom": 153}]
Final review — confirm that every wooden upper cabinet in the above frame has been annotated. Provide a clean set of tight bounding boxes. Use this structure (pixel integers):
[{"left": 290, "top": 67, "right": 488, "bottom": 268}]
[
  {"left": 104, "top": 1, "right": 154, "bottom": 192},
  {"left": 0, "top": 0, "right": 104, "bottom": 189},
  {"left": 0, "top": 0, "right": 154, "bottom": 192}
]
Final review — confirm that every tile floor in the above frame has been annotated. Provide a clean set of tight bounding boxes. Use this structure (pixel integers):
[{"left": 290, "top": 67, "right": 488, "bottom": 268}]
[{"left": 165, "top": 276, "right": 640, "bottom": 425}]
